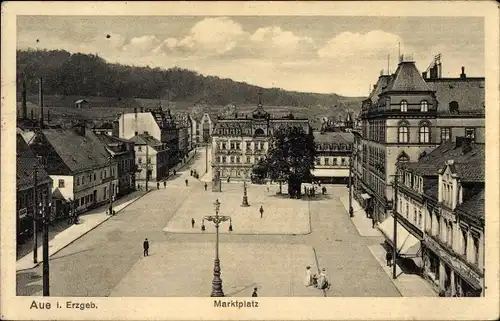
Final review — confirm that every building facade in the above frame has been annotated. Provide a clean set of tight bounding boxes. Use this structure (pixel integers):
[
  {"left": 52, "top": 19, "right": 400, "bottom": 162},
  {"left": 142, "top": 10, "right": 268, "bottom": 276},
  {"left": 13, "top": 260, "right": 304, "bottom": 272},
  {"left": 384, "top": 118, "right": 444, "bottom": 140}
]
[
  {"left": 28, "top": 126, "right": 119, "bottom": 217},
  {"left": 118, "top": 108, "right": 179, "bottom": 168},
  {"left": 386, "top": 137, "right": 485, "bottom": 296},
  {"left": 312, "top": 131, "right": 353, "bottom": 184},
  {"left": 211, "top": 98, "right": 310, "bottom": 181},
  {"left": 95, "top": 134, "right": 136, "bottom": 197},
  {"left": 16, "top": 134, "right": 53, "bottom": 245},
  {"left": 354, "top": 57, "right": 485, "bottom": 223},
  {"left": 129, "top": 134, "right": 169, "bottom": 182},
  {"left": 192, "top": 112, "right": 215, "bottom": 144},
  {"left": 173, "top": 112, "right": 193, "bottom": 157}
]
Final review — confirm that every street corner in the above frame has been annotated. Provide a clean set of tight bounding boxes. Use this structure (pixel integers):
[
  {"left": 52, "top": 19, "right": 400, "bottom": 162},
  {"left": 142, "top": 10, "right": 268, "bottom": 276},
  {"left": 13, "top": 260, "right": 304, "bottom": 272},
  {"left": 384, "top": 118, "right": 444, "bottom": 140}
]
[{"left": 109, "top": 242, "right": 323, "bottom": 297}]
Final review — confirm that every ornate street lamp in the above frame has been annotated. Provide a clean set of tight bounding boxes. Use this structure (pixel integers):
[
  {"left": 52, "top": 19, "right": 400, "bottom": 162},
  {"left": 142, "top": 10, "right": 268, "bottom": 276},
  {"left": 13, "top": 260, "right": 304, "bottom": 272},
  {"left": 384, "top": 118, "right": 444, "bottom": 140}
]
[
  {"left": 201, "top": 199, "right": 232, "bottom": 297},
  {"left": 241, "top": 180, "right": 250, "bottom": 207}
]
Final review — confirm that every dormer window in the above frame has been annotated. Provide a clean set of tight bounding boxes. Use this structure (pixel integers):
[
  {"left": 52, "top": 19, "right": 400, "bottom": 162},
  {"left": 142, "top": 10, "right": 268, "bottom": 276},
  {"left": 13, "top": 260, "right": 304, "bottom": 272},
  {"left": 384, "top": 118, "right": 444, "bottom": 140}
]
[
  {"left": 420, "top": 100, "right": 428, "bottom": 112},
  {"left": 400, "top": 100, "right": 408, "bottom": 112}
]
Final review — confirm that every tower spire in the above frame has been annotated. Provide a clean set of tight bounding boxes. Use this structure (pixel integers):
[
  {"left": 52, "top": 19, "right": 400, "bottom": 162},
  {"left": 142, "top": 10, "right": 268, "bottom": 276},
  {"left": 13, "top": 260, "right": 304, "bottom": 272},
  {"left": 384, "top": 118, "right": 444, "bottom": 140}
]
[{"left": 258, "top": 90, "right": 263, "bottom": 107}]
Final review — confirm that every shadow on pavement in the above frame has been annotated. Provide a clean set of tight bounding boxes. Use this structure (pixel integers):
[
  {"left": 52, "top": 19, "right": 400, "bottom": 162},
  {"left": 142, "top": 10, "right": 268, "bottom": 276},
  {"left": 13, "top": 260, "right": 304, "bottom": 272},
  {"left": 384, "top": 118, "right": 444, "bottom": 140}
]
[
  {"left": 50, "top": 248, "right": 93, "bottom": 262},
  {"left": 16, "top": 271, "right": 43, "bottom": 296}
]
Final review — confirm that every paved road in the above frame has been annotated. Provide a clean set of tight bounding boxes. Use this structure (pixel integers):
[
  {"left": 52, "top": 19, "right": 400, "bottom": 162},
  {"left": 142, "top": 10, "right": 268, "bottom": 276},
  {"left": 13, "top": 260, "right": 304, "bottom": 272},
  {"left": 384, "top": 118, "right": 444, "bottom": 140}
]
[{"left": 17, "top": 147, "right": 399, "bottom": 297}]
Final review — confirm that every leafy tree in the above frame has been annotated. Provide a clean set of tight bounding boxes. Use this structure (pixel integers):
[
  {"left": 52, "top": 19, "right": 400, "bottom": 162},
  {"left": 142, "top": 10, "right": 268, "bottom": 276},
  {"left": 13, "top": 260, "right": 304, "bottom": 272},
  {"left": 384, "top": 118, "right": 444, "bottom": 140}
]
[{"left": 266, "top": 126, "right": 316, "bottom": 197}]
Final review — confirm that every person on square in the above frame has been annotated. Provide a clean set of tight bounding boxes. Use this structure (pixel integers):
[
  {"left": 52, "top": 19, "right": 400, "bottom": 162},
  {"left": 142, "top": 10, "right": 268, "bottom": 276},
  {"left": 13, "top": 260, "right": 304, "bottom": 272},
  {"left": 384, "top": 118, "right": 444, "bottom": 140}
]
[
  {"left": 259, "top": 206, "right": 264, "bottom": 218},
  {"left": 191, "top": 218, "right": 195, "bottom": 228},
  {"left": 252, "top": 287, "right": 258, "bottom": 297},
  {"left": 386, "top": 251, "right": 393, "bottom": 267},
  {"left": 204, "top": 182, "right": 208, "bottom": 191},
  {"left": 163, "top": 181, "right": 166, "bottom": 188},
  {"left": 157, "top": 182, "right": 159, "bottom": 189},
  {"left": 304, "top": 266, "right": 313, "bottom": 286},
  {"left": 143, "top": 238, "right": 149, "bottom": 257},
  {"left": 185, "top": 179, "right": 188, "bottom": 186}
]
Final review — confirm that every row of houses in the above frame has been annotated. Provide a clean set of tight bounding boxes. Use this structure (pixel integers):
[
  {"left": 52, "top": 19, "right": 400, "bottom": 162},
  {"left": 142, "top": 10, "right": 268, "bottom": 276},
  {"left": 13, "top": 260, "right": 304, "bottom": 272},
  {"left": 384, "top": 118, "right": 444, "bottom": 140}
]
[{"left": 352, "top": 55, "right": 485, "bottom": 296}]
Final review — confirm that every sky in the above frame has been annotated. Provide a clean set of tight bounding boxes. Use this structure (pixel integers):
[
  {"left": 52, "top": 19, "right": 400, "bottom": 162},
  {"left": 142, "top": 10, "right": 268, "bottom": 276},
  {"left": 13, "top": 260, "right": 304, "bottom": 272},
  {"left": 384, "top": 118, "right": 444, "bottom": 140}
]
[{"left": 17, "top": 16, "right": 484, "bottom": 97}]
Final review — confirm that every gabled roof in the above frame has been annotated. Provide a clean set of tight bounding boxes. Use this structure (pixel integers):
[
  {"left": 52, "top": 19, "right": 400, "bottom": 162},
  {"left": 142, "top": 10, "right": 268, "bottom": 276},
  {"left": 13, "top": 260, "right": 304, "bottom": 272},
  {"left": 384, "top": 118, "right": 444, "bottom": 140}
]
[
  {"left": 314, "top": 131, "right": 354, "bottom": 144},
  {"left": 75, "top": 99, "right": 88, "bottom": 104},
  {"left": 368, "top": 75, "right": 391, "bottom": 104},
  {"left": 95, "top": 133, "right": 134, "bottom": 154},
  {"left": 42, "top": 129, "right": 111, "bottom": 173},
  {"left": 17, "top": 134, "right": 51, "bottom": 189},
  {"left": 383, "top": 61, "right": 432, "bottom": 92},
  {"left": 398, "top": 139, "right": 484, "bottom": 177},
  {"left": 456, "top": 189, "right": 484, "bottom": 221},
  {"left": 129, "top": 134, "right": 166, "bottom": 152}
]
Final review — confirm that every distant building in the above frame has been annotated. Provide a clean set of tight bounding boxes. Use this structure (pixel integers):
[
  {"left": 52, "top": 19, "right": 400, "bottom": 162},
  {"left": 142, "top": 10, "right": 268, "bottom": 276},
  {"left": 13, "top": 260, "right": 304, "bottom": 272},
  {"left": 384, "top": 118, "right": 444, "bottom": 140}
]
[
  {"left": 320, "top": 113, "right": 354, "bottom": 133},
  {"left": 211, "top": 94, "right": 310, "bottom": 181},
  {"left": 383, "top": 137, "right": 485, "bottom": 297},
  {"left": 75, "top": 99, "right": 89, "bottom": 109},
  {"left": 118, "top": 107, "right": 179, "bottom": 168},
  {"left": 92, "top": 121, "right": 114, "bottom": 136},
  {"left": 353, "top": 56, "right": 485, "bottom": 224},
  {"left": 28, "top": 126, "right": 119, "bottom": 217},
  {"left": 95, "top": 134, "right": 136, "bottom": 197},
  {"left": 312, "top": 131, "right": 353, "bottom": 184},
  {"left": 191, "top": 112, "right": 216, "bottom": 144},
  {"left": 129, "top": 134, "right": 169, "bottom": 182},
  {"left": 16, "top": 134, "right": 52, "bottom": 245},
  {"left": 173, "top": 112, "right": 193, "bottom": 157}
]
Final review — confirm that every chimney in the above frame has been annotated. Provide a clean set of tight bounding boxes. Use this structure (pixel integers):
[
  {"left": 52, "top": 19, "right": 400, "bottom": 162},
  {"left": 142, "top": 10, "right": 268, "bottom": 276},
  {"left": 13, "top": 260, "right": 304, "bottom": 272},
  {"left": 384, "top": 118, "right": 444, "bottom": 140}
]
[
  {"left": 430, "top": 65, "right": 437, "bottom": 79},
  {"left": 460, "top": 66, "right": 466, "bottom": 79},
  {"left": 39, "top": 77, "right": 44, "bottom": 129},
  {"left": 422, "top": 71, "right": 427, "bottom": 79},
  {"left": 22, "top": 77, "right": 27, "bottom": 119},
  {"left": 437, "top": 62, "right": 442, "bottom": 78}
]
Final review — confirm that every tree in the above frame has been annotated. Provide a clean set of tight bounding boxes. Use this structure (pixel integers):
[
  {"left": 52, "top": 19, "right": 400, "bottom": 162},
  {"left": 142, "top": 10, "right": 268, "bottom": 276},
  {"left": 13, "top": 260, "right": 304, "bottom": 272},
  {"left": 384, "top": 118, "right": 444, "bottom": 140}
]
[{"left": 266, "top": 126, "right": 316, "bottom": 198}]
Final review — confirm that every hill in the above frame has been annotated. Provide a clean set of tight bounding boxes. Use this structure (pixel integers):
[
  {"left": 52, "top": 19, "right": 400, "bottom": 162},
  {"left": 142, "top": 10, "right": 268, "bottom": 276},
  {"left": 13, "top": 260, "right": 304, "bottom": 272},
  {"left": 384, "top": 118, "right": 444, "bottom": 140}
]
[{"left": 16, "top": 49, "right": 364, "bottom": 124}]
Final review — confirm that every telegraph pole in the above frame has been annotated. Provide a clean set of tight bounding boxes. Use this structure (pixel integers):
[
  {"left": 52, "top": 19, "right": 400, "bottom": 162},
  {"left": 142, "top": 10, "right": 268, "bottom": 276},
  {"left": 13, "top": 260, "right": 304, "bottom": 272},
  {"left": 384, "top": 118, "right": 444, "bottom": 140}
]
[
  {"left": 42, "top": 201, "right": 51, "bottom": 296},
  {"left": 392, "top": 173, "right": 399, "bottom": 280},
  {"left": 108, "top": 156, "right": 114, "bottom": 214},
  {"left": 348, "top": 154, "right": 354, "bottom": 217},
  {"left": 32, "top": 167, "right": 38, "bottom": 263},
  {"left": 145, "top": 145, "right": 149, "bottom": 191}
]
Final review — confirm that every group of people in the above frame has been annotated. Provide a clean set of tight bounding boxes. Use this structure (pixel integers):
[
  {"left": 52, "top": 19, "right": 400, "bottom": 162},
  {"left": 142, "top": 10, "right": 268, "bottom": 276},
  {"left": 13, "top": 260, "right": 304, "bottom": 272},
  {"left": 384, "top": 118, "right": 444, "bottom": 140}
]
[
  {"left": 156, "top": 181, "right": 167, "bottom": 189},
  {"left": 304, "top": 266, "right": 330, "bottom": 290},
  {"left": 190, "top": 169, "right": 200, "bottom": 179}
]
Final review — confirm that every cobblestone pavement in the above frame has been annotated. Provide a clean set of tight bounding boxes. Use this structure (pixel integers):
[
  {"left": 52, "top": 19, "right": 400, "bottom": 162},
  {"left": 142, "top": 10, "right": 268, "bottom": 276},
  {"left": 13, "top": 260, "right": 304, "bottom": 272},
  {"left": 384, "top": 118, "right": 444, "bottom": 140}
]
[{"left": 17, "top": 146, "right": 400, "bottom": 297}]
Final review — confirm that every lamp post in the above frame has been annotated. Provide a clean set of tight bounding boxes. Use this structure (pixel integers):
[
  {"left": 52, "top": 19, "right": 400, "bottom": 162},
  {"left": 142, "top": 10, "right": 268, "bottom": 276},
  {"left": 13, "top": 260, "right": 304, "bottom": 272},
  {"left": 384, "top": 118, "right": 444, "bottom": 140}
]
[
  {"left": 348, "top": 149, "right": 357, "bottom": 217},
  {"left": 201, "top": 199, "right": 232, "bottom": 297},
  {"left": 241, "top": 180, "right": 250, "bottom": 207},
  {"left": 108, "top": 156, "right": 114, "bottom": 215},
  {"left": 205, "top": 136, "right": 209, "bottom": 174}
]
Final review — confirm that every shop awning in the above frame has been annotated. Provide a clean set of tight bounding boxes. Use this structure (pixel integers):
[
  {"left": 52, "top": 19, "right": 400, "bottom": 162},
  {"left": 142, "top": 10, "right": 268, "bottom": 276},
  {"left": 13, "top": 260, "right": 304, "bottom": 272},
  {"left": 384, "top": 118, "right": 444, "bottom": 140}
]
[
  {"left": 361, "top": 193, "right": 372, "bottom": 200},
  {"left": 378, "top": 216, "right": 421, "bottom": 257},
  {"left": 311, "top": 168, "right": 349, "bottom": 177}
]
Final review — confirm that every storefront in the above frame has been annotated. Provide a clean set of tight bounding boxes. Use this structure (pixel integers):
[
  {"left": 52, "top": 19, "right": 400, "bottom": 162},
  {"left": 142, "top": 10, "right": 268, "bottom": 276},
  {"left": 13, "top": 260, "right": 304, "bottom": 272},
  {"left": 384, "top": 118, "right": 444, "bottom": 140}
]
[
  {"left": 424, "top": 234, "right": 483, "bottom": 297},
  {"left": 378, "top": 216, "right": 422, "bottom": 259}
]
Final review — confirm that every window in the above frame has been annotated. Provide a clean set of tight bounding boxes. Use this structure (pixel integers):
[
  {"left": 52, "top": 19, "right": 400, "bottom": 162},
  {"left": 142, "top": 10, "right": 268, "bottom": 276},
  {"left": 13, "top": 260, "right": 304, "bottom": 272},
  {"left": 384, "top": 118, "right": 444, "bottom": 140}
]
[
  {"left": 76, "top": 177, "right": 80, "bottom": 185},
  {"left": 80, "top": 197, "right": 84, "bottom": 206},
  {"left": 230, "top": 143, "right": 235, "bottom": 149},
  {"left": 103, "top": 187, "right": 107, "bottom": 199},
  {"left": 222, "top": 143, "right": 227, "bottom": 149},
  {"left": 421, "top": 100, "right": 429, "bottom": 112},
  {"left": 400, "top": 100, "right": 408, "bottom": 112},
  {"left": 138, "top": 146, "right": 142, "bottom": 152},
  {"left": 325, "top": 158, "right": 330, "bottom": 165},
  {"left": 406, "top": 203, "right": 409, "bottom": 218},
  {"left": 222, "top": 157, "right": 226, "bottom": 163},
  {"left": 441, "top": 127, "right": 451, "bottom": 142},
  {"left": 341, "top": 158, "right": 346, "bottom": 166},
  {"left": 472, "top": 236, "right": 479, "bottom": 264},
  {"left": 138, "top": 157, "right": 142, "bottom": 164},
  {"left": 147, "top": 157, "right": 151, "bottom": 164},
  {"left": 333, "top": 158, "right": 338, "bottom": 166},
  {"left": 82, "top": 176, "right": 85, "bottom": 184},
  {"left": 246, "top": 156, "right": 251, "bottom": 163},
  {"left": 419, "top": 122, "right": 430, "bottom": 143},
  {"left": 398, "top": 122, "right": 409, "bottom": 143},
  {"left": 418, "top": 210, "right": 422, "bottom": 227},
  {"left": 58, "top": 179, "right": 65, "bottom": 188},
  {"left": 316, "top": 158, "right": 321, "bottom": 165},
  {"left": 465, "top": 128, "right": 476, "bottom": 141},
  {"left": 236, "top": 142, "right": 241, "bottom": 150},
  {"left": 449, "top": 101, "right": 459, "bottom": 114},
  {"left": 236, "top": 157, "right": 240, "bottom": 163},
  {"left": 462, "top": 229, "right": 468, "bottom": 256},
  {"left": 414, "top": 207, "right": 417, "bottom": 224}
]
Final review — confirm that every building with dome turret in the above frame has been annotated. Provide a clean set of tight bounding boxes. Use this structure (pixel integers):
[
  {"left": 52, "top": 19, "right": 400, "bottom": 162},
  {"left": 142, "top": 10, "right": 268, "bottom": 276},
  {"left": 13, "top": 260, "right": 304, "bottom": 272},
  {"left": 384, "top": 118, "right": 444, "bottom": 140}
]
[{"left": 211, "top": 93, "right": 311, "bottom": 181}]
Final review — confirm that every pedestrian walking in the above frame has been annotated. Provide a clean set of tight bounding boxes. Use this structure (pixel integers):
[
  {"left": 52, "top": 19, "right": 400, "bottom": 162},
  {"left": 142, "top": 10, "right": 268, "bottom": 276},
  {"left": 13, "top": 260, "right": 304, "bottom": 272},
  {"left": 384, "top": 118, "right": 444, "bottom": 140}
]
[
  {"left": 372, "top": 216, "right": 376, "bottom": 229},
  {"left": 386, "top": 251, "right": 393, "bottom": 267},
  {"left": 185, "top": 179, "right": 188, "bottom": 186},
  {"left": 191, "top": 218, "right": 195, "bottom": 228},
  {"left": 252, "top": 287, "right": 258, "bottom": 297},
  {"left": 163, "top": 181, "right": 166, "bottom": 188},
  {"left": 173, "top": 169, "right": 176, "bottom": 175},
  {"left": 204, "top": 182, "right": 208, "bottom": 191},
  {"left": 143, "top": 238, "right": 149, "bottom": 257},
  {"left": 317, "top": 268, "right": 330, "bottom": 290},
  {"left": 157, "top": 182, "right": 160, "bottom": 189},
  {"left": 259, "top": 206, "right": 264, "bottom": 218},
  {"left": 190, "top": 169, "right": 193, "bottom": 176}
]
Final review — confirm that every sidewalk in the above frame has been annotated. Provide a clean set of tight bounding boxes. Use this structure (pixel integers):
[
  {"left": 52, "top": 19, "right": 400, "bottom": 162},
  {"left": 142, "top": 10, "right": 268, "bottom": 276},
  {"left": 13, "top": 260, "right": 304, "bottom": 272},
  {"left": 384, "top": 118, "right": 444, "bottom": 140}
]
[
  {"left": 16, "top": 190, "right": 149, "bottom": 272},
  {"left": 338, "top": 189, "right": 437, "bottom": 296},
  {"left": 368, "top": 245, "right": 437, "bottom": 296},
  {"left": 339, "top": 193, "right": 380, "bottom": 237}
]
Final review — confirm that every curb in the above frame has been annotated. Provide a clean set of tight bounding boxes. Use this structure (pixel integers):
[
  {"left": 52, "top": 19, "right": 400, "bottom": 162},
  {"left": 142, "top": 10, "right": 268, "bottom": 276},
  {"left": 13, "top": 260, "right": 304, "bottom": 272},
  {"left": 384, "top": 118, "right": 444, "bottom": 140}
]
[{"left": 17, "top": 191, "right": 150, "bottom": 272}]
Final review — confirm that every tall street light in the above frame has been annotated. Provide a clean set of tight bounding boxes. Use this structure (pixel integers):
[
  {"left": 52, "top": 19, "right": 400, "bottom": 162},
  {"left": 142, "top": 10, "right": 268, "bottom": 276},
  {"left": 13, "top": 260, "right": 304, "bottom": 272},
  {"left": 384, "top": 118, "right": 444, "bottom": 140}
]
[
  {"left": 40, "top": 200, "right": 51, "bottom": 296},
  {"left": 108, "top": 156, "right": 114, "bottom": 214},
  {"left": 201, "top": 199, "right": 232, "bottom": 297},
  {"left": 348, "top": 149, "right": 357, "bottom": 217},
  {"left": 205, "top": 136, "right": 209, "bottom": 174}
]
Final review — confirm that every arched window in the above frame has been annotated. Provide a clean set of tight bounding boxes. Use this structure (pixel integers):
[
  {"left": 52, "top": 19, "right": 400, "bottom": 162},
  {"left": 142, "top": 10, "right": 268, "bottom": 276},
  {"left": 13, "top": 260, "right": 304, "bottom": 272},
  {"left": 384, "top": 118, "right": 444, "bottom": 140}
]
[
  {"left": 419, "top": 121, "right": 431, "bottom": 143},
  {"left": 400, "top": 100, "right": 408, "bottom": 112},
  {"left": 449, "top": 101, "right": 459, "bottom": 114},
  {"left": 421, "top": 100, "right": 429, "bottom": 112},
  {"left": 254, "top": 128, "right": 265, "bottom": 136},
  {"left": 398, "top": 120, "right": 409, "bottom": 143}
]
